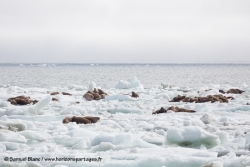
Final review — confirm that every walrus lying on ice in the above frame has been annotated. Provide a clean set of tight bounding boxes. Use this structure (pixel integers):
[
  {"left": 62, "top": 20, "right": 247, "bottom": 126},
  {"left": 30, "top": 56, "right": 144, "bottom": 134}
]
[
  {"left": 83, "top": 88, "right": 107, "bottom": 101},
  {"left": 8, "top": 96, "right": 38, "bottom": 106},
  {"left": 170, "top": 94, "right": 234, "bottom": 103},
  {"left": 62, "top": 116, "right": 100, "bottom": 124},
  {"left": 153, "top": 106, "right": 195, "bottom": 114}
]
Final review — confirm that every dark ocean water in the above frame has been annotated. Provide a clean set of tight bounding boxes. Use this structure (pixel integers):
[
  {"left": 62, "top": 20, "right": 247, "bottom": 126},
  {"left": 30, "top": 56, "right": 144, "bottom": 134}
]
[{"left": 0, "top": 63, "right": 249, "bottom": 88}]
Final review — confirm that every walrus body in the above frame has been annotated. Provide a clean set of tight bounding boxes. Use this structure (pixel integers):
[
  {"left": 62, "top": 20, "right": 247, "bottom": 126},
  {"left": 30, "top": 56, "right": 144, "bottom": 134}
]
[
  {"left": 62, "top": 116, "right": 100, "bottom": 124},
  {"left": 227, "top": 89, "right": 244, "bottom": 94},
  {"left": 8, "top": 96, "right": 38, "bottom": 106},
  {"left": 170, "top": 94, "right": 232, "bottom": 103},
  {"left": 50, "top": 92, "right": 59, "bottom": 95},
  {"left": 153, "top": 106, "right": 196, "bottom": 114},
  {"left": 83, "top": 88, "right": 107, "bottom": 101},
  {"left": 131, "top": 91, "right": 139, "bottom": 98}
]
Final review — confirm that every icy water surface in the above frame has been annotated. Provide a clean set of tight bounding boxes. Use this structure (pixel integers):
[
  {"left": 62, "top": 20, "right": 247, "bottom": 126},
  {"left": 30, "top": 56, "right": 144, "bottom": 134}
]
[
  {"left": 1, "top": 63, "right": 250, "bottom": 167},
  {"left": 0, "top": 63, "right": 250, "bottom": 88}
]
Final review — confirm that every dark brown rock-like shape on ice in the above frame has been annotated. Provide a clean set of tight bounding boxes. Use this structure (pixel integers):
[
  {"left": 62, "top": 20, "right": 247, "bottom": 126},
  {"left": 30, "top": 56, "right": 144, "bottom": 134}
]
[
  {"left": 170, "top": 94, "right": 233, "bottom": 103},
  {"left": 131, "top": 91, "right": 139, "bottom": 98},
  {"left": 50, "top": 92, "right": 59, "bottom": 95},
  {"left": 52, "top": 98, "right": 59, "bottom": 101},
  {"left": 62, "top": 92, "right": 72, "bottom": 96},
  {"left": 62, "top": 116, "right": 100, "bottom": 124},
  {"left": 153, "top": 106, "right": 195, "bottom": 114},
  {"left": 227, "top": 89, "right": 244, "bottom": 94},
  {"left": 8, "top": 96, "right": 38, "bottom": 106},
  {"left": 83, "top": 89, "right": 107, "bottom": 101}
]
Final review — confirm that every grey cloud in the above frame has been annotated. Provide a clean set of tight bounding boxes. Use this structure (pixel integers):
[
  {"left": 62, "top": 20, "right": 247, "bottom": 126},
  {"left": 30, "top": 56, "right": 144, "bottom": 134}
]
[{"left": 0, "top": 0, "right": 250, "bottom": 63}]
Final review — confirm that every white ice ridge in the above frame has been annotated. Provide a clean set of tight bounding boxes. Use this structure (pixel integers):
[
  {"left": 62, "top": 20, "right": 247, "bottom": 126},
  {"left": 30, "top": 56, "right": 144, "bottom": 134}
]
[
  {"left": 116, "top": 77, "right": 144, "bottom": 90},
  {"left": 165, "top": 126, "right": 221, "bottom": 148}
]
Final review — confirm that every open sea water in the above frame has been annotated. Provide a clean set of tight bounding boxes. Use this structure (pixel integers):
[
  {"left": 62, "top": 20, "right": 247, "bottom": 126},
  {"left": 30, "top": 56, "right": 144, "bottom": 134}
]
[{"left": 0, "top": 63, "right": 250, "bottom": 89}]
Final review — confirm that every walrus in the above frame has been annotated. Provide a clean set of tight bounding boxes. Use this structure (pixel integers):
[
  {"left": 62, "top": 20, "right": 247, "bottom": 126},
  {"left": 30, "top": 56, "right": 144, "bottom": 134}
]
[
  {"left": 170, "top": 95, "right": 186, "bottom": 102},
  {"left": 98, "top": 89, "right": 107, "bottom": 95},
  {"left": 84, "top": 116, "right": 100, "bottom": 123},
  {"left": 50, "top": 92, "right": 59, "bottom": 95},
  {"left": 72, "top": 116, "right": 92, "bottom": 124},
  {"left": 83, "top": 93, "right": 94, "bottom": 101},
  {"left": 100, "top": 94, "right": 105, "bottom": 99},
  {"left": 62, "top": 92, "right": 72, "bottom": 96},
  {"left": 52, "top": 98, "right": 59, "bottom": 101},
  {"left": 62, "top": 117, "right": 73, "bottom": 124},
  {"left": 227, "top": 89, "right": 244, "bottom": 94},
  {"left": 8, "top": 96, "right": 34, "bottom": 105},
  {"left": 152, "top": 107, "right": 167, "bottom": 114},
  {"left": 92, "top": 93, "right": 101, "bottom": 100},
  {"left": 62, "top": 116, "right": 100, "bottom": 124},
  {"left": 219, "top": 90, "right": 225, "bottom": 94},
  {"left": 153, "top": 106, "right": 195, "bottom": 114},
  {"left": 131, "top": 91, "right": 139, "bottom": 98},
  {"left": 174, "top": 107, "right": 195, "bottom": 113},
  {"left": 93, "top": 88, "right": 99, "bottom": 94}
]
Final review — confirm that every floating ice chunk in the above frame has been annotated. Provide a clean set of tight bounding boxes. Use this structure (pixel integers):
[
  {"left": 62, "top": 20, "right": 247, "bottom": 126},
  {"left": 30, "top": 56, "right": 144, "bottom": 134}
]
[
  {"left": 0, "top": 100, "right": 8, "bottom": 108},
  {"left": 0, "top": 130, "right": 27, "bottom": 143},
  {"left": 24, "top": 95, "right": 51, "bottom": 115},
  {"left": 88, "top": 81, "right": 96, "bottom": 91},
  {"left": 161, "top": 83, "right": 170, "bottom": 89},
  {"left": 90, "top": 142, "right": 115, "bottom": 152},
  {"left": 91, "top": 133, "right": 133, "bottom": 146},
  {"left": 105, "top": 94, "right": 137, "bottom": 101},
  {"left": 0, "top": 120, "right": 26, "bottom": 131},
  {"left": 245, "top": 132, "right": 250, "bottom": 150},
  {"left": 68, "top": 84, "right": 85, "bottom": 91},
  {"left": 60, "top": 106, "right": 87, "bottom": 115},
  {"left": 165, "top": 126, "right": 221, "bottom": 148},
  {"left": 0, "top": 143, "right": 6, "bottom": 153},
  {"left": 115, "top": 77, "right": 144, "bottom": 90},
  {"left": 54, "top": 136, "right": 84, "bottom": 147},
  {"left": 107, "top": 108, "right": 145, "bottom": 114},
  {"left": 200, "top": 114, "right": 215, "bottom": 124},
  {"left": 19, "top": 130, "right": 52, "bottom": 142},
  {"left": 154, "top": 93, "right": 170, "bottom": 100},
  {"left": 194, "top": 103, "right": 212, "bottom": 112},
  {"left": 216, "top": 131, "right": 229, "bottom": 143},
  {"left": 243, "top": 83, "right": 248, "bottom": 88},
  {"left": 202, "top": 161, "right": 223, "bottom": 167},
  {"left": 220, "top": 116, "right": 228, "bottom": 123},
  {"left": 2, "top": 142, "right": 20, "bottom": 150}
]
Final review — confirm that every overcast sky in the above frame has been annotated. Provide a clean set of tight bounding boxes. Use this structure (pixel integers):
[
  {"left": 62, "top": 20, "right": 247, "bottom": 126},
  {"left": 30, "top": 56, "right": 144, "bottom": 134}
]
[{"left": 0, "top": 0, "right": 249, "bottom": 63}]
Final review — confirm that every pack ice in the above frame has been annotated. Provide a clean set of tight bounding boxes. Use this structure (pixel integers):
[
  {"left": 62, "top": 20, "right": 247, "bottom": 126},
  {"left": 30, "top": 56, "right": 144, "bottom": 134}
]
[{"left": 0, "top": 78, "right": 250, "bottom": 167}]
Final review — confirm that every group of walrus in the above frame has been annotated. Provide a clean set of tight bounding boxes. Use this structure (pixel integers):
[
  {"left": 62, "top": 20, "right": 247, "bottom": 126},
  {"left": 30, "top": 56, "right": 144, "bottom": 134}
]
[
  {"left": 170, "top": 94, "right": 234, "bottom": 103},
  {"left": 6, "top": 87, "right": 246, "bottom": 123},
  {"left": 153, "top": 106, "right": 195, "bottom": 114},
  {"left": 7, "top": 96, "right": 38, "bottom": 106},
  {"left": 153, "top": 88, "right": 245, "bottom": 115}
]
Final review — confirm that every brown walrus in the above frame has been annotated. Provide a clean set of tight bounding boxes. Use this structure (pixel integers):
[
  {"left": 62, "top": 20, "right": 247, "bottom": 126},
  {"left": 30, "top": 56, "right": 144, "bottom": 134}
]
[
  {"left": 219, "top": 90, "right": 225, "bottom": 94},
  {"left": 170, "top": 95, "right": 186, "bottom": 102},
  {"left": 131, "top": 91, "right": 139, "bottom": 98},
  {"left": 62, "top": 116, "right": 100, "bottom": 124},
  {"left": 62, "top": 117, "right": 73, "bottom": 124},
  {"left": 227, "top": 89, "right": 244, "bottom": 94},
  {"left": 170, "top": 94, "right": 232, "bottom": 103},
  {"left": 50, "top": 92, "right": 59, "bottom": 95},
  {"left": 83, "top": 93, "right": 94, "bottom": 101},
  {"left": 83, "top": 89, "right": 108, "bottom": 101},
  {"left": 153, "top": 106, "right": 195, "bottom": 114},
  {"left": 62, "top": 92, "right": 72, "bottom": 96},
  {"left": 152, "top": 107, "right": 167, "bottom": 114},
  {"left": 52, "top": 98, "right": 59, "bottom": 101},
  {"left": 8, "top": 96, "right": 38, "bottom": 106}
]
